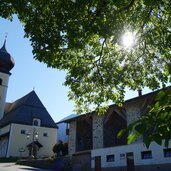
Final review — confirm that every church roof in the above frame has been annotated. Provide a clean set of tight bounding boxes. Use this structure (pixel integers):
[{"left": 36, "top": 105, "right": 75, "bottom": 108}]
[
  {"left": 0, "top": 91, "right": 57, "bottom": 128},
  {"left": 0, "top": 41, "right": 15, "bottom": 74}
]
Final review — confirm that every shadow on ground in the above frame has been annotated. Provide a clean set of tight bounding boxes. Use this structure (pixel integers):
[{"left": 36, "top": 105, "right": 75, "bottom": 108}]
[{"left": 17, "top": 157, "right": 72, "bottom": 171}]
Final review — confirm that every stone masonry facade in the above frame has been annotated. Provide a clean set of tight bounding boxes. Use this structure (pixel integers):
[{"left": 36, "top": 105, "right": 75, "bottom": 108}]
[
  {"left": 68, "top": 93, "right": 155, "bottom": 155},
  {"left": 92, "top": 114, "right": 103, "bottom": 149},
  {"left": 68, "top": 120, "right": 76, "bottom": 155}
]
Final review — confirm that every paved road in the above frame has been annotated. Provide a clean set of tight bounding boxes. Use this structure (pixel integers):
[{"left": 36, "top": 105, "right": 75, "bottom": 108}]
[{"left": 0, "top": 163, "right": 53, "bottom": 171}]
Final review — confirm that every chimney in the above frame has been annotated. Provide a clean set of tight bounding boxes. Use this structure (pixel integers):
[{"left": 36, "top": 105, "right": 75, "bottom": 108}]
[{"left": 138, "top": 89, "right": 142, "bottom": 96}]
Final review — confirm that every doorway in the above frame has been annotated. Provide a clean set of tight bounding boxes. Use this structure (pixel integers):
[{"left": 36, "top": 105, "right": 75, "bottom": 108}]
[
  {"left": 126, "top": 152, "right": 135, "bottom": 171},
  {"left": 95, "top": 156, "right": 101, "bottom": 171}
]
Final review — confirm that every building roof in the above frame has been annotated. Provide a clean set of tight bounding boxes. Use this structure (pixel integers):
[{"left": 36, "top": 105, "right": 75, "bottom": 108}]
[
  {"left": 0, "top": 91, "right": 57, "bottom": 128},
  {"left": 0, "top": 40, "right": 15, "bottom": 74},
  {"left": 59, "top": 89, "right": 160, "bottom": 123},
  {"left": 56, "top": 114, "right": 78, "bottom": 124}
]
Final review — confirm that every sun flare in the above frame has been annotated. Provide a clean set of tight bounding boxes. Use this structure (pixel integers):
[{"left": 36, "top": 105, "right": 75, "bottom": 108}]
[{"left": 122, "top": 32, "right": 135, "bottom": 49}]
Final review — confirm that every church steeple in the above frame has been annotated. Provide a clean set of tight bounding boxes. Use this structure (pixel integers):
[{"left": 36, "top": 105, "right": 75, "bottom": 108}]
[
  {"left": 0, "top": 39, "right": 15, "bottom": 74},
  {"left": 1, "top": 39, "right": 6, "bottom": 51},
  {"left": 0, "top": 39, "right": 15, "bottom": 119}
]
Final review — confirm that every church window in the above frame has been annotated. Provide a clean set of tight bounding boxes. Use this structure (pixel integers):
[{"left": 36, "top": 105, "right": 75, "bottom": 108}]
[
  {"left": 141, "top": 151, "right": 152, "bottom": 159},
  {"left": 21, "top": 130, "right": 26, "bottom": 134},
  {"left": 0, "top": 78, "right": 2, "bottom": 85},
  {"left": 33, "top": 120, "right": 38, "bottom": 126},
  {"left": 164, "top": 148, "right": 171, "bottom": 158},
  {"left": 33, "top": 118, "right": 41, "bottom": 126},
  {"left": 43, "top": 133, "right": 48, "bottom": 137},
  {"left": 106, "top": 154, "right": 115, "bottom": 162}
]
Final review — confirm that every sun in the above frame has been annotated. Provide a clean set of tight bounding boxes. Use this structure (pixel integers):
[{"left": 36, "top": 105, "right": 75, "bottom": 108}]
[{"left": 122, "top": 32, "right": 135, "bottom": 50}]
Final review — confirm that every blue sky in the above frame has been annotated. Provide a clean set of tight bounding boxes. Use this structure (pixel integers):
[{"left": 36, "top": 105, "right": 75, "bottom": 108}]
[
  {"left": 0, "top": 16, "right": 75, "bottom": 122},
  {"left": 0, "top": 15, "right": 151, "bottom": 122}
]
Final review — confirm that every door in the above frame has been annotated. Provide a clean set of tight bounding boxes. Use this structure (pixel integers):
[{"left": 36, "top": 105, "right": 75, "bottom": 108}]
[
  {"left": 126, "top": 152, "right": 135, "bottom": 171},
  {"left": 95, "top": 156, "right": 101, "bottom": 171},
  {"left": 72, "top": 152, "right": 91, "bottom": 171}
]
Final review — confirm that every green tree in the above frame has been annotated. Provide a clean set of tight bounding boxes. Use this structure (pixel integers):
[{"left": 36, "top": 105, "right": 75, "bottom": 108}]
[
  {"left": 53, "top": 141, "right": 68, "bottom": 156},
  {"left": 1, "top": 0, "right": 171, "bottom": 146},
  {"left": 119, "top": 87, "right": 171, "bottom": 148},
  {"left": 53, "top": 140, "right": 64, "bottom": 156}
]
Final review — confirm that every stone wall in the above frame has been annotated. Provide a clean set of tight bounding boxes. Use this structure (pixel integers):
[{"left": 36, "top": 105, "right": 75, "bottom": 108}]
[
  {"left": 92, "top": 114, "right": 104, "bottom": 149},
  {"left": 68, "top": 121, "right": 76, "bottom": 155},
  {"left": 124, "top": 96, "right": 151, "bottom": 143},
  {"left": 125, "top": 100, "right": 142, "bottom": 126}
]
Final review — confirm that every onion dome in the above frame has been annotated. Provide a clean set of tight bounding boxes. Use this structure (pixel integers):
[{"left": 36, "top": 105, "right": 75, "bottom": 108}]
[{"left": 0, "top": 40, "right": 15, "bottom": 74}]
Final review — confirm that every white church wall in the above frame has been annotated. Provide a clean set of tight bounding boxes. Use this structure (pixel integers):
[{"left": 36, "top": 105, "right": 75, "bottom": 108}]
[
  {"left": 0, "top": 72, "right": 9, "bottom": 119},
  {"left": 7, "top": 123, "right": 57, "bottom": 158},
  {"left": 0, "top": 124, "right": 10, "bottom": 135},
  {"left": 0, "top": 138, "right": 8, "bottom": 157},
  {"left": 0, "top": 124, "right": 11, "bottom": 157}
]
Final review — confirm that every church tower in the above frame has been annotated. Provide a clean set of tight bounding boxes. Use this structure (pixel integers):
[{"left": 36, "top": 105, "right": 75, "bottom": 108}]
[{"left": 0, "top": 40, "right": 15, "bottom": 120}]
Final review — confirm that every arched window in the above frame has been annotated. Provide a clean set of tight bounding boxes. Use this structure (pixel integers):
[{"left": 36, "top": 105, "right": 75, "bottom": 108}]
[{"left": 103, "top": 110, "right": 127, "bottom": 147}]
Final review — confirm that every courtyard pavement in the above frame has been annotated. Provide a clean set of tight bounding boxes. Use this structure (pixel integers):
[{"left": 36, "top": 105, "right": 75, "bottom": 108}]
[{"left": 0, "top": 163, "right": 54, "bottom": 171}]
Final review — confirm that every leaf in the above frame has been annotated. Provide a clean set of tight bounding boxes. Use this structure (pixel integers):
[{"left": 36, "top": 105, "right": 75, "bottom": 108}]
[
  {"left": 135, "top": 123, "right": 147, "bottom": 134},
  {"left": 117, "top": 129, "right": 126, "bottom": 139},
  {"left": 144, "top": 136, "right": 153, "bottom": 148},
  {"left": 164, "top": 139, "right": 169, "bottom": 148},
  {"left": 153, "top": 134, "right": 162, "bottom": 146},
  {"left": 127, "top": 131, "right": 140, "bottom": 144},
  {"left": 127, "top": 120, "right": 140, "bottom": 131},
  {"left": 156, "top": 91, "right": 166, "bottom": 100}
]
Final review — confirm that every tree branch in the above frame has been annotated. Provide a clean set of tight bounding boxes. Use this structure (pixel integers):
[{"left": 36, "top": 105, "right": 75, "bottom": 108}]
[
  {"left": 141, "top": 7, "right": 153, "bottom": 31},
  {"left": 118, "top": 0, "right": 135, "bottom": 13}
]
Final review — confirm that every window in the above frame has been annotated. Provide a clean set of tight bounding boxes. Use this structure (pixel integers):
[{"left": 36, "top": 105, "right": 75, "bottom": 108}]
[
  {"left": 21, "top": 130, "right": 26, "bottom": 134},
  {"left": 164, "top": 148, "right": 171, "bottom": 158},
  {"left": 66, "top": 128, "right": 69, "bottom": 135},
  {"left": 0, "top": 142, "right": 2, "bottom": 149},
  {"left": 0, "top": 78, "right": 2, "bottom": 85},
  {"left": 120, "top": 153, "right": 125, "bottom": 159},
  {"left": 106, "top": 154, "right": 115, "bottom": 162},
  {"left": 33, "top": 120, "right": 39, "bottom": 126},
  {"left": 141, "top": 151, "right": 152, "bottom": 159},
  {"left": 33, "top": 118, "right": 41, "bottom": 126},
  {"left": 43, "top": 133, "right": 48, "bottom": 137}
]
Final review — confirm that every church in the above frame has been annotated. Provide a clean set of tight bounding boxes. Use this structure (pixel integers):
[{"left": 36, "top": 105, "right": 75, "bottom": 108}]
[{"left": 0, "top": 41, "right": 57, "bottom": 158}]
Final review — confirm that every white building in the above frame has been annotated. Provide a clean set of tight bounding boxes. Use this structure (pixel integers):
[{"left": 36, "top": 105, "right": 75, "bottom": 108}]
[
  {"left": 0, "top": 41, "right": 57, "bottom": 158},
  {"left": 61, "top": 90, "right": 171, "bottom": 171}
]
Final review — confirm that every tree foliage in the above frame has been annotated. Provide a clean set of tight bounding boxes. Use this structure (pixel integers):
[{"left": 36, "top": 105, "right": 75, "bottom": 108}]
[
  {"left": 53, "top": 141, "right": 68, "bottom": 156},
  {"left": 53, "top": 141, "right": 63, "bottom": 156},
  {"left": 1, "top": 0, "right": 171, "bottom": 145},
  {"left": 118, "top": 87, "right": 171, "bottom": 147}
]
